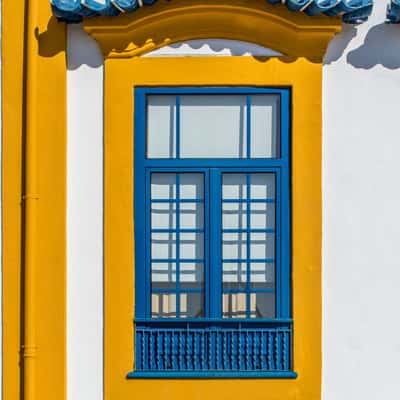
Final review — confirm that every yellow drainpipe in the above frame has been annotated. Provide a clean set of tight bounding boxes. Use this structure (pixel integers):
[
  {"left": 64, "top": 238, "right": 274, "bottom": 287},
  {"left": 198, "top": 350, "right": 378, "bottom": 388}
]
[{"left": 23, "top": 0, "right": 39, "bottom": 399}]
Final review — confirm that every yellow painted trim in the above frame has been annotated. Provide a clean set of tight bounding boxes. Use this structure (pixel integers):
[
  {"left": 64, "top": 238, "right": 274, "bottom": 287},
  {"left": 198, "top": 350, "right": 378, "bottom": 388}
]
[
  {"left": 104, "top": 55, "right": 322, "bottom": 399},
  {"left": 23, "top": 2, "right": 40, "bottom": 399},
  {"left": 84, "top": 0, "right": 341, "bottom": 61},
  {"left": 2, "top": 1, "right": 25, "bottom": 398},
  {"left": 2, "top": 1, "right": 67, "bottom": 399}
]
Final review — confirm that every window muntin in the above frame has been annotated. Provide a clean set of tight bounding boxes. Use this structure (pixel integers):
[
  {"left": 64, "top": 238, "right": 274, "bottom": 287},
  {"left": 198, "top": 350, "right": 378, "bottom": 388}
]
[
  {"left": 150, "top": 172, "right": 205, "bottom": 318},
  {"left": 221, "top": 173, "right": 276, "bottom": 319},
  {"left": 134, "top": 87, "right": 291, "bottom": 375}
]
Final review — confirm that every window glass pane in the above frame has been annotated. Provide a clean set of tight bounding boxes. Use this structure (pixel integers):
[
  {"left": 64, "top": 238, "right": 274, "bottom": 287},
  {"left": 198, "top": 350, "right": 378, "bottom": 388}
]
[
  {"left": 250, "top": 173, "right": 275, "bottom": 199},
  {"left": 222, "top": 232, "right": 247, "bottom": 259},
  {"left": 151, "top": 173, "right": 176, "bottom": 199},
  {"left": 180, "top": 263, "right": 204, "bottom": 287},
  {"left": 151, "top": 262, "right": 176, "bottom": 286},
  {"left": 151, "top": 173, "right": 205, "bottom": 319},
  {"left": 222, "top": 262, "right": 247, "bottom": 287},
  {"left": 180, "top": 203, "right": 204, "bottom": 230},
  {"left": 180, "top": 293, "right": 204, "bottom": 318},
  {"left": 222, "top": 203, "right": 247, "bottom": 230},
  {"left": 151, "top": 233, "right": 176, "bottom": 259},
  {"left": 147, "top": 95, "right": 176, "bottom": 158},
  {"left": 222, "top": 293, "right": 248, "bottom": 318},
  {"left": 180, "top": 232, "right": 204, "bottom": 259},
  {"left": 146, "top": 94, "right": 280, "bottom": 159},
  {"left": 253, "top": 293, "right": 275, "bottom": 318},
  {"left": 180, "top": 95, "right": 247, "bottom": 158},
  {"left": 151, "top": 293, "right": 177, "bottom": 318},
  {"left": 249, "top": 263, "right": 275, "bottom": 289},
  {"left": 151, "top": 203, "right": 176, "bottom": 230},
  {"left": 222, "top": 174, "right": 247, "bottom": 199},
  {"left": 250, "top": 203, "right": 275, "bottom": 230},
  {"left": 223, "top": 292, "right": 275, "bottom": 319},
  {"left": 250, "top": 232, "right": 275, "bottom": 259},
  {"left": 251, "top": 95, "right": 280, "bottom": 158},
  {"left": 179, "top": 173, "right": 204, "bottom": 199}
]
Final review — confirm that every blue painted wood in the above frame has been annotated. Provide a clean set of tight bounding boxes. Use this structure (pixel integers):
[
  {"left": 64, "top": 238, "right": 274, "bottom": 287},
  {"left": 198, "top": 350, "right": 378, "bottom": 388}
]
[
  {"left": 134, "top": 86, "right": 293, "bottom": 373},
  {"left": 204, "top": 170, "right": 211, "bottom": 317},
  {"left": 134, "top": 318, "right": 293, "bottom": 324},
  {"left": 222, "top": 198, "right": 276, "bottom": 203},
  {"left": 209, "top": 169, "right": 222, "bottom": 319},
  {"left": 134, "top": 88, "right": 147, "bottom": 319},
  {"left": 175, "top": 174, "right": 181, "bottom": 317},
  {"left": 280, "top": 89, "right": 291, "bottom": 319},
  {"left": 132, "top": 322, "right": 293, "bottom": 374},
  {"left": 143, "top": 159, "right": 286, "bottom": 168},
  {"left": 246, "top": 173, "right": 251, "bottom": 318},
  {"left": 275, "top": 170, "right": 282, "bottom": 318},
  {"left": 223, "top": 228, "right": 275, "bottom": 233}
]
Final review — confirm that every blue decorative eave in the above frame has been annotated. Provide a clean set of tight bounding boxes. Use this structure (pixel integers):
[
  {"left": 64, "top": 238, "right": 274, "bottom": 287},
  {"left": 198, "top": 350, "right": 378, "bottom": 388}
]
[
  {"left": 51, "top": 0, "right": 373, "bottom": 24},
  {"left": 387, "top": 0, "right": 400, "bottom": 22}
]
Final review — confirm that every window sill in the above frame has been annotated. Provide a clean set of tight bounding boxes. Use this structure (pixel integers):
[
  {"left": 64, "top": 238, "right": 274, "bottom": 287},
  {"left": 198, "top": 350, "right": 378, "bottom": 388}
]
[{"left": 127, "top": 371, "right": 298, "bottom": 379}]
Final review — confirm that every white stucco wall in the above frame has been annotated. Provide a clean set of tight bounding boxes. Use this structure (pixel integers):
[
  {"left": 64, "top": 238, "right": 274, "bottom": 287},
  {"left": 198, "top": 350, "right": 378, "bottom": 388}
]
[
  {"left": 66, "top": 0, "right": 400, "bottom": 397},
  {"left": 322, "top": 1, "right": 400, "bottom": 399},
  {"left": 67, "top": 25, "right": 104, "bottom": 400}
]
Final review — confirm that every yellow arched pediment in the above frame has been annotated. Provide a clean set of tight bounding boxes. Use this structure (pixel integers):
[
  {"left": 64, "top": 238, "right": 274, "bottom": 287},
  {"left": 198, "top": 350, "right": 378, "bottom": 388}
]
[{"left": 84, "top": 0, "right": 342, "bottom": 61}]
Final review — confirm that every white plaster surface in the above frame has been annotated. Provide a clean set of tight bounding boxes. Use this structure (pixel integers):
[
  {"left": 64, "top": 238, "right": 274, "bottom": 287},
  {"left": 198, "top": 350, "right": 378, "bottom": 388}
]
[
  {"left": 145, "top": 39, "right": 282, "bottom": 57},
  {"left": 322, "top": 0, "right": 400, "bottom": 399},
  {"left": 67, "top": 24, "right": 104, "bottom": 400}
]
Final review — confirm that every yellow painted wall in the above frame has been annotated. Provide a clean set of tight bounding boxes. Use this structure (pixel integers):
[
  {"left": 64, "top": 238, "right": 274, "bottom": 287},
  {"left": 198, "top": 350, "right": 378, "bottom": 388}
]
[
  {"left": 2, "top": 1, "right": 67, "bottom": 399},
  {"left": 2, "top": 2, "right": 25, "bottom": 398},
  {"left": 103, "top": 54, "right": 323, "bottom": 400},
  {"left": 84, "top": 2, "right": 340, "bottom": 398}
]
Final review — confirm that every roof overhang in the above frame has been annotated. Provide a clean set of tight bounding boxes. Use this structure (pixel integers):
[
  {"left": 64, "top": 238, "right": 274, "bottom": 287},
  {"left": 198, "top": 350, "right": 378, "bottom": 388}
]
[
  {"left": 51, "top": 0, "right": 373, "bottom": 24},
  {"left": 387, "top": 0, "right": 400, "bottom": 22},
  {"left": 77, "top": 0, "right": 342, "bottom": 61}
]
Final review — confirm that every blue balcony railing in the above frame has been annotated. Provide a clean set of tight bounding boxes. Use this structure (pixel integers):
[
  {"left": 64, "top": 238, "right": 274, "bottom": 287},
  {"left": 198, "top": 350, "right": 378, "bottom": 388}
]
[{"left": 129, "top": 320, "right": 295, "bottom": 378}]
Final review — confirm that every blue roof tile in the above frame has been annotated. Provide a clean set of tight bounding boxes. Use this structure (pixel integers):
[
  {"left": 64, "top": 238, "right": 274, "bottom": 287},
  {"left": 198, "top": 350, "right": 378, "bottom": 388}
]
[
  {"left": 387, "top": 0, "right": 400, "bottom": 23},
  {"left": 50, "top": 0, "right": 373, "bottom": 24}
]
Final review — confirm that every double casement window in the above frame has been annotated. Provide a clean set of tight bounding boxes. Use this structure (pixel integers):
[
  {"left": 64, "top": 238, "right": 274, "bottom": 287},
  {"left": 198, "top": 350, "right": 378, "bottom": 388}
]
[{"left": 133, "top": 87, "right": 294, "bottom": 378}]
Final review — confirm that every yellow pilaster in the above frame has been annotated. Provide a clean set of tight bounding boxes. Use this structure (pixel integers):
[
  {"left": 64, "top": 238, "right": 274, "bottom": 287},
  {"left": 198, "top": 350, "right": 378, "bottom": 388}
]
[{"left": 2, "top": 1, "right": 67, "bottom": 399}]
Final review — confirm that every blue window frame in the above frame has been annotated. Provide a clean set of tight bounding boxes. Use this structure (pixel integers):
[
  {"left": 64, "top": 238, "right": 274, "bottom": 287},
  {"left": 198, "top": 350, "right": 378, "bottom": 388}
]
[{"left": 130, "top": 87, "right": 295, "bottom": 378}]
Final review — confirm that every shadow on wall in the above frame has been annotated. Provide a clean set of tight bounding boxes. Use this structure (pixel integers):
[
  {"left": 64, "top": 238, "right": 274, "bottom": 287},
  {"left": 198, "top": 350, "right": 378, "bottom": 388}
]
[
  {"left": 165, "top": 39, "right": 282, "bottom": 57},
  {"left": 324, "top": 21, "right": 400, "bottom": 69},
  {"left": 37, "top": 17, "right": 103, "bottom": 69},
  {"left": 323, "top": 24, "right": 357, "bottom": 65},
  {"left": 346, "top": 23, "right": 400, "bottom": 69},
  {"left": 40, "top": 18, "right": 302, "bottom": 67}
]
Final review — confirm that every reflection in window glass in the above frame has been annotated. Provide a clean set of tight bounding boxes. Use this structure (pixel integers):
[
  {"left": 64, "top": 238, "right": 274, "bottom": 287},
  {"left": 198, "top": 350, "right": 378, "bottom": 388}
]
[
  {"left": 180, "top": 95, "right": 247, "bottom": 158},
  {"left": 150, "top": 173, "right": 205, "bottom": 318},
  {"left": 147, "top": 95, "right": 176, "bottom": 158},
  {"left": 146, "top": 94, "right": 280, "bottom": 159},
  {"left": 222, "top": 173, "right": 276, "bottom": 319}
]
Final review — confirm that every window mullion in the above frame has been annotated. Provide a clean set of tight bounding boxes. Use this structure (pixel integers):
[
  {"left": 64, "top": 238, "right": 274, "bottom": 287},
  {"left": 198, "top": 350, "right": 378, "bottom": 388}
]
[
  {"left": 209, "top": 168, "right": 222, "bottom": 319},
  {"left": 176, "top": 95, "right": 181, "bottom": 159},
  {"left": 246, "top": 95, "right": 251, "bottom": 159},
  {"left": 175, "top": 173, "right": 181, "bottom": 317}
]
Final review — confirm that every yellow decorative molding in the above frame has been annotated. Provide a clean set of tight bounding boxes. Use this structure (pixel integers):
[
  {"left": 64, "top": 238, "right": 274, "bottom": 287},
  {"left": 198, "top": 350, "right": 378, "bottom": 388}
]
[
  {"left": 84, "top": 0, "right": 342, "bottom": 61},
  {"left": 103, "top": 55, "right": 323, "bottom": 400}
]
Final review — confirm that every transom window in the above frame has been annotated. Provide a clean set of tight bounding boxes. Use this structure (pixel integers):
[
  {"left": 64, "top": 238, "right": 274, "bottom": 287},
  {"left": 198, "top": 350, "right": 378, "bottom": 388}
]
[{"left": 133, "top": 87, "right": 293, "bottom": 378}]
